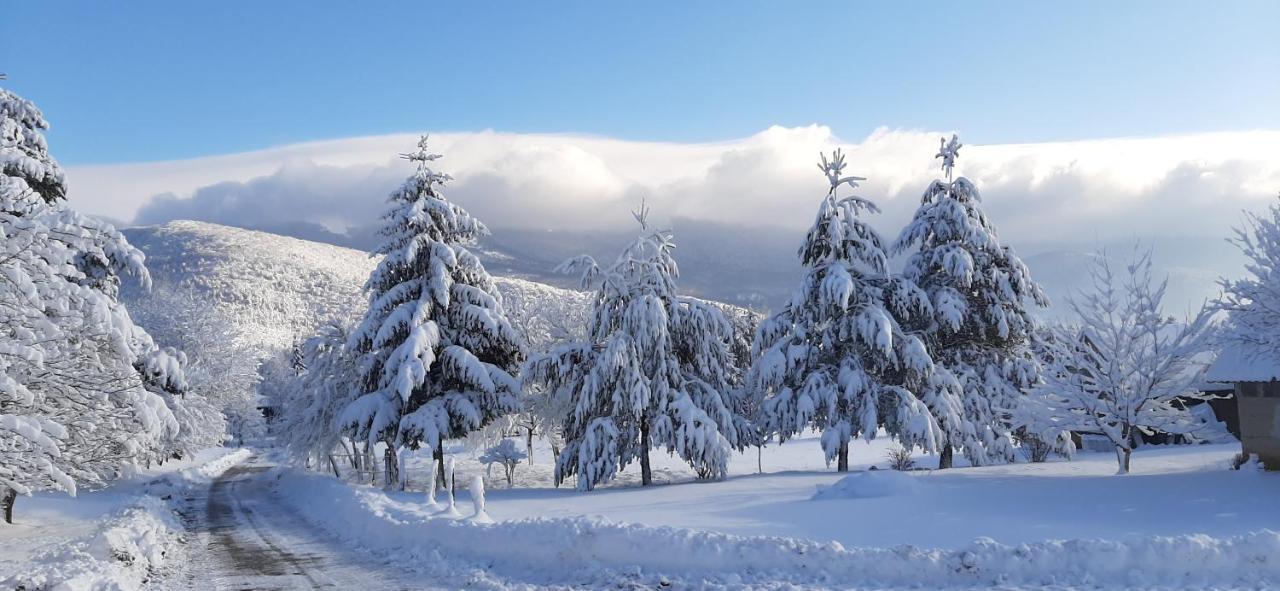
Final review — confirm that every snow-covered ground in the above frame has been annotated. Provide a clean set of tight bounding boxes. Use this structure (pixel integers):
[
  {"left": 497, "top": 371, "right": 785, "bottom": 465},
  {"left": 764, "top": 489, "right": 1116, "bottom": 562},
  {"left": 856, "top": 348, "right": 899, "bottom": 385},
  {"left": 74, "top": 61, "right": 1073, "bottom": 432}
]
[
  {"left": 5, "top": 438, "right": 1277, "bottom": 589},
  {"left": 0, "top": 448, "right": 249, "bottom": 589},
  {"left": 387, "top": 435, "right": 1279, "bottom": 549},
  {"left": 278, "top": 437, "right": 1280, "bottom": 589}
]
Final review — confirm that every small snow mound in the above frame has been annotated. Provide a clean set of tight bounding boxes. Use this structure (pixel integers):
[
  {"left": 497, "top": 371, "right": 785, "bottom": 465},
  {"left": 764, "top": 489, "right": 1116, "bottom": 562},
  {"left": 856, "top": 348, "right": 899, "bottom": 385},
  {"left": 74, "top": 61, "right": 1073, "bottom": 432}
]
[{"left": 811, "top": 470, "right": 922, "bottom": 500}]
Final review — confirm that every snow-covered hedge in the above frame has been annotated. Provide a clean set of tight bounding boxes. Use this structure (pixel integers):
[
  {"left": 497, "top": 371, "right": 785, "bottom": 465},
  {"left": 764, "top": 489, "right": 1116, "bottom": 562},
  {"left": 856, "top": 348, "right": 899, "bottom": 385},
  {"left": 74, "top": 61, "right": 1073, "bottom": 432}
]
[
  {"left": 277, "top": 470, "right": 1280, "bottom": 589},
  {"left": 3, "top": 449, "right": 250, "bottom": 591}
]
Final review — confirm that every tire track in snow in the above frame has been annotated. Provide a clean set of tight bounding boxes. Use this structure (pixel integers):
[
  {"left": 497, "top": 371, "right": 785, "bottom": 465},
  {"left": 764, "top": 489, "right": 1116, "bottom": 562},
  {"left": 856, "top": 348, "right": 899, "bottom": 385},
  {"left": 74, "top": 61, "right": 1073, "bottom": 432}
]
[{"left": 187, "top": 459, "right": 425, "bottom": 590}]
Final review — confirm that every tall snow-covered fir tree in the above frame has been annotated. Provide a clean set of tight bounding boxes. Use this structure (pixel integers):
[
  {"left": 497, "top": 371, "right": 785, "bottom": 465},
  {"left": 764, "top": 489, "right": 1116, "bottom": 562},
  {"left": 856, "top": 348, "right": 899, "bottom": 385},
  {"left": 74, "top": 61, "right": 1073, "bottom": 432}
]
[
  {"left": 341, "top": 136, "right": 524, "bottom": 486},
  {"left": 748, "top": 150, "right": 951, "bottom": 472},
  {"left": 1, "top": 83, "right": 213, "bottom": 522},
  {"left": 525, "top": 201, "right": 745, "bottom": 490},
  {"left": 892, "top": 135, "right": 1051, "bottom": 468}
]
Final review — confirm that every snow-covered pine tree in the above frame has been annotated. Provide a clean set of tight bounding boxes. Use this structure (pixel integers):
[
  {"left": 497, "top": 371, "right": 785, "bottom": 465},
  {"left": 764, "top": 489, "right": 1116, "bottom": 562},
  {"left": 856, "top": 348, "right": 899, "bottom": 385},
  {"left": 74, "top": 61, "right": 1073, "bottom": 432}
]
[
  {"left": 891, "top": 135, "right": 1051, "bottom": 468},
  {"left": 749, "top": 150, "right": 948, "bottom": 472},
  {"left": 525, "top": 201, "right": 745, "bottom": 490},
  {"left": 341, "top": 136, "right": 524, "bottom": 487},
  {"left": 290, "top": 338, "right": 307, "bottom": 375},
  {"left": 1, "top": 84, "right": 196, "bottom": 522}
]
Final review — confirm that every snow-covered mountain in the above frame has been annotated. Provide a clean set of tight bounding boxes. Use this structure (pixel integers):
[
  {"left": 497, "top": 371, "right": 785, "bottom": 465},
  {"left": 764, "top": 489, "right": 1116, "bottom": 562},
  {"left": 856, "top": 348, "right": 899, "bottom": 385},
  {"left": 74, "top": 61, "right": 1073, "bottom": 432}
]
[{"left": 119, "top": 220, "right": 592, "bottom": 357}]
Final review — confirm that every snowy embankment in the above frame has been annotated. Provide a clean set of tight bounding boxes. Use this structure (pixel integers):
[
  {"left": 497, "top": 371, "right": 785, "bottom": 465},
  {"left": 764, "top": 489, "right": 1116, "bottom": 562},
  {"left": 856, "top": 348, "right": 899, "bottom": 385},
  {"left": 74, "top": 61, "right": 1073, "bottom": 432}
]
[
  {"left": 2, "top": 448, "right": 250, "bottom": 590},
  {"left": 277, "top": 468, "right": 1280, "bottom": 589}
]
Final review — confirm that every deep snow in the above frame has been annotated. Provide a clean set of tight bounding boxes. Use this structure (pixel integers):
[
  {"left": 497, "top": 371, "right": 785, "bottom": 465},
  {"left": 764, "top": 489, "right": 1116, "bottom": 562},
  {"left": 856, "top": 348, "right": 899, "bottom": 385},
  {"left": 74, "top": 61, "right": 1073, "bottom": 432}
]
[
  {"left": 279, "top": 439, "right": 1280, "bottom": 589},
  {"left": 392, "top": 435, "right": 1280, "bottom": 549},
  {"left": 0, "top": 448, "right": 250, "bottom": 589}
]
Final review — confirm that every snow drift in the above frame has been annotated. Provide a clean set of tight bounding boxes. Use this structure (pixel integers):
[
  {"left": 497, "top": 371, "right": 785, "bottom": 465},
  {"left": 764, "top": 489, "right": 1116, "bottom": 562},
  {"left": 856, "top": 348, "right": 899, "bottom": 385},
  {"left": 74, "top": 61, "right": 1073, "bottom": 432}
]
[
  {"left": 276, "top": 469, "right": 1280, "bottom": 589},
  {"left": 3, "top": 449, "right": 250, "bottom": 591},
  {"left": 810, "top": 470, "right": 923, "bottom": 500}
]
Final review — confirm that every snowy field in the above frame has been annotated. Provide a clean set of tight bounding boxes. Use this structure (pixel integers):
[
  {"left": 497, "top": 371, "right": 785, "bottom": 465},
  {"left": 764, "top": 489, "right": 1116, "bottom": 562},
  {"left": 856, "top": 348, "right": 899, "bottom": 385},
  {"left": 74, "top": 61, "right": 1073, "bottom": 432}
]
[
  {"left": 381, "top": 437, "right": 1280, "bottom": 549},
  {"left": 271, "top": 438, "right": 1280, "bottom": 589}
]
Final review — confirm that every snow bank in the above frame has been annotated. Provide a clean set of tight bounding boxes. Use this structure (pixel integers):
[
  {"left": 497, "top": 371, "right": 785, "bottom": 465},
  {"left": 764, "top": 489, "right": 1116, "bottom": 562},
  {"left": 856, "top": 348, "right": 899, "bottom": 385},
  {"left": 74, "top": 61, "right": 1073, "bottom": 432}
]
[
  {"left": 811, "top": 470, "right": 922, "bottom": 500},
  {"left": 3, "top": 448, "right": 250, "bottom": 591},
  {"left": 277, "top": 470, "right": 1280, "bottom": 589},
  {"left": 5, "top": 496, "right": 180, "bottom": 591}
]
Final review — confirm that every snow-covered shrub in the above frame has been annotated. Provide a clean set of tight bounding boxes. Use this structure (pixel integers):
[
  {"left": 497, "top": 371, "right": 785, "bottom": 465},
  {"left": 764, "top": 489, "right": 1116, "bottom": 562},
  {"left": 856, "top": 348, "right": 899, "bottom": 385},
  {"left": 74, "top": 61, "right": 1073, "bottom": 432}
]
[
  {"left": 886, "top": 445, "right": 916, "bottom": 471},
  {"left": 748, "top": 150, "right": 945, "bottom": 472},
  {"left": 479, "top": 439, "right": 527, "bottom": 487}
]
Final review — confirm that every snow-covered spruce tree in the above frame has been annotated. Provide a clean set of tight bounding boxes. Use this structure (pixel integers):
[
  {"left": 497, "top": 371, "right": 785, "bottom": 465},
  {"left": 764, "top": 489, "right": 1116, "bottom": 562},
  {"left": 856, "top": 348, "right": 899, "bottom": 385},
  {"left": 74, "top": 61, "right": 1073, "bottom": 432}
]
[
  {"left": 525, "top": 201, "right": 745, "bottom": 490},
  {"left": 891, "top": 135, "right": 1052, "bottom": 468},
  {"left": 1020, "top": 249, "right": 1214, "bottom": 474},
  {"left": 341, "top": 137, "right": 524, "bottom": 488},
  {"left": 748, "top": 150, "right": 949, "bottom": 472},
  {"left": 1, "top": 85, "right": 194, "bottom": 522},
  {"left": 1218, "top": 194, "right": 1280, "bottom": 356}
]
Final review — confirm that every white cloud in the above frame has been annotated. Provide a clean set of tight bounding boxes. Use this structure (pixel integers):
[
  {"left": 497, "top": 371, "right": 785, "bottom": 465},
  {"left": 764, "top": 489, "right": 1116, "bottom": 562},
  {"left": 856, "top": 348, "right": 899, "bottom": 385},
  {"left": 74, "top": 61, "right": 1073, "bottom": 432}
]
[{"left": 68, "top": 126, "right": 1280, "bottom": 246}]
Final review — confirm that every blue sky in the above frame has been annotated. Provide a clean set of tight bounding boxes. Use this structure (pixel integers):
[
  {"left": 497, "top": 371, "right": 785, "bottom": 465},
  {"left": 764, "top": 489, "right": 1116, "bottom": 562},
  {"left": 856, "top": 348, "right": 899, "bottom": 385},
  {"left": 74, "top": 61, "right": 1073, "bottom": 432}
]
[{"left": 4, "top": 1, "right": 1277, "bottom": 165}]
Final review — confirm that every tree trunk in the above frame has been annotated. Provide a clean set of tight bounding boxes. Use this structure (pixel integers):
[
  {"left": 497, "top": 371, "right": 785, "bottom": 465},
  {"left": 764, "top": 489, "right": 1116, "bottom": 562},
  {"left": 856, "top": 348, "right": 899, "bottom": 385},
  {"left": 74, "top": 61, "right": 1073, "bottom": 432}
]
[
  {"left": 328, "top": 455, "right": 341, "bottom": 478},
  {"left": 2, "top": 487, "right": 16, "bottom": 525},
  {"left": 383, "top": 444, "right": 399, "bottom": 488},
  {"left": 525, "top": 427, "right": 535, "bottom": 466},
  {"left": 938, "top": 444, "right": 954, "bottom": 470},
  {"left": 756, "top": 445, "right": 763, "bottom": 474},
  {"left": 363, "top": 445, "right": 375, "bottom": 483},
  {"left": 1115, "top": 446, "right": 1132, "bottom": 474},
  {"left": 348, "top": 439, "right": 361, "bottom": 471},
  {"left": 837, "top": 440, "right": 849, "bottom": 472},
  {"left": 640, "top": 417, "right": 653, "bottom": 486},
  {"left": 434, "top": 441, "right": 447, "bottom": 490}
]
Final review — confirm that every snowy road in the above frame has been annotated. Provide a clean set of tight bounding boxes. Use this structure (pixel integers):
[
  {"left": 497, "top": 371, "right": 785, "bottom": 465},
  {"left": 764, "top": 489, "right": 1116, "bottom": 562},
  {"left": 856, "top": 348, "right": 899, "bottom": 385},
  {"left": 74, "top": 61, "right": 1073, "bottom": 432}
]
[{"left": 174, "top": 459, "right": 428, "bottom": 591}]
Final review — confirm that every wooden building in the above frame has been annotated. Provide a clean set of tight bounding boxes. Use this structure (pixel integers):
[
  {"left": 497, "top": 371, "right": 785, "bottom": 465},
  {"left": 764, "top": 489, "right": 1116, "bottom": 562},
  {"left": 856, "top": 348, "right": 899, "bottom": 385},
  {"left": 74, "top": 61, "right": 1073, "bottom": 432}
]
[{"left": 1204, "top": 344, "right": 1280, "bottom": 469}]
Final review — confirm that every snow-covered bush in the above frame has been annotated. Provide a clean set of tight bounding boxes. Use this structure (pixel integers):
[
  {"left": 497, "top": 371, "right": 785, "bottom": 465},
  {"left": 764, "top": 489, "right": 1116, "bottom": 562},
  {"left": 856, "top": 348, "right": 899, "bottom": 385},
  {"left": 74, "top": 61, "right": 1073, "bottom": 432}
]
[
  {"left": 892, "top": 135, "right": 1051, "bottom": 468},
  {"left": 748, "top": 150, "right": 945, "bottom": 471},
  {"left": 1020, "top": 249, "right": 1215, "bottom": 474},
  {"left": 479, "top": 439, "right": 527, "bottom": 487},
  {"left": 341, "top": 136, "right": 525, "bottom": 487},
  {"left": 886, "top": 446, "right": 916, "bottom": 471},
  {"left": 525, "top": 201, "right": 747, "bottom": 490}
]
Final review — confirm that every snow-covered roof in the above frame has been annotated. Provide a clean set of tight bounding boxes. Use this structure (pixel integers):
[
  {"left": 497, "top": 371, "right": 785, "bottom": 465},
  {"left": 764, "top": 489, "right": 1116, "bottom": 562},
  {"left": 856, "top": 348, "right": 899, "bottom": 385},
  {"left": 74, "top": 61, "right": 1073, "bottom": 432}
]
[{"left": 1203, "top": 343, "right": 1280, "bottom": 383}]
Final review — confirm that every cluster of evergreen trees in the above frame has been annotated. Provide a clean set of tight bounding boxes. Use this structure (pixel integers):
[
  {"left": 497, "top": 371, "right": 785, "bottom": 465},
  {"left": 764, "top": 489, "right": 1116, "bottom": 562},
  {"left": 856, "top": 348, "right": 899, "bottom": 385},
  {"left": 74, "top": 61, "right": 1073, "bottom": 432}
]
[{"left": 283, "top": 133, "right": 1064, "bottom": 491}]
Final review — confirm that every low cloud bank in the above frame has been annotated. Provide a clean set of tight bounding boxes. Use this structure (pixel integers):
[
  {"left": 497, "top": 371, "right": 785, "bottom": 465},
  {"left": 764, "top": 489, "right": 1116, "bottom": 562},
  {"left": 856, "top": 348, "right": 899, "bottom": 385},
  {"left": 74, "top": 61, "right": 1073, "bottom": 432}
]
[{"left": 66, "top": 126, "right": 1280, "bottom": 247}]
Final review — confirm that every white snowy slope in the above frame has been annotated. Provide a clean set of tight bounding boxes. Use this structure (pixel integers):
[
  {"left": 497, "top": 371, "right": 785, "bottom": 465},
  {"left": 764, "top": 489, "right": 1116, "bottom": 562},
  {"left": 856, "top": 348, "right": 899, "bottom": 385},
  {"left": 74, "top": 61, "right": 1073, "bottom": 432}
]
[{"left": 119, "top": 220, "right": 592, "bottom": 356}]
